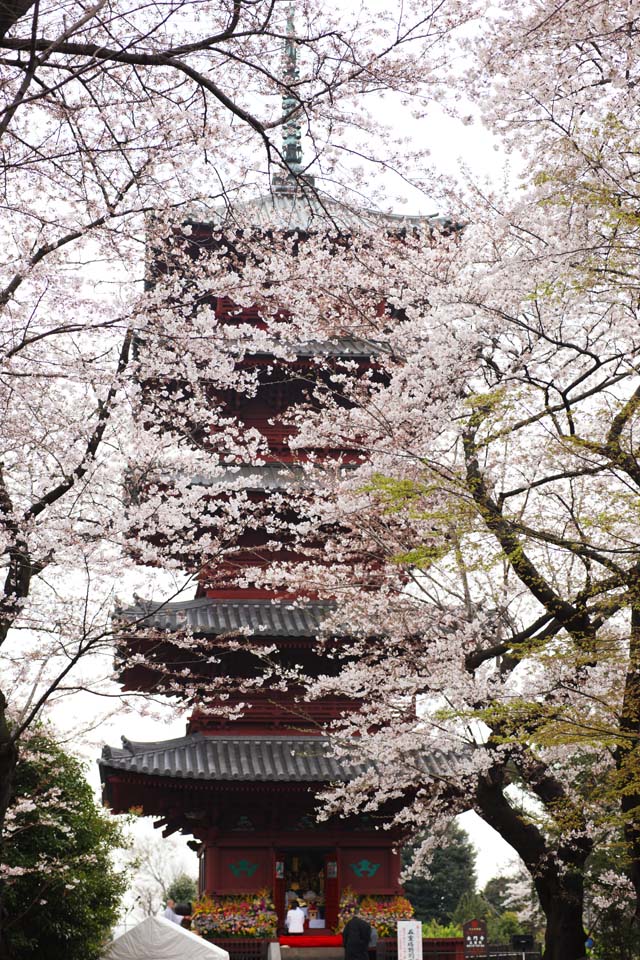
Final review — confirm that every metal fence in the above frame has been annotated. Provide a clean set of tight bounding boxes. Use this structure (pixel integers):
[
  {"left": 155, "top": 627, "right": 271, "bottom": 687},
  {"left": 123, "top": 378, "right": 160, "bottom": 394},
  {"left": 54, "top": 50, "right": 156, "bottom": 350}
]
[
  {"left": 378, "top": 938, "right": 541, "bottom": 960},
  {"left": 488, "top": 949, "right": 541, "bottom": 960},
  {"left": 210, "top": 937, "right": 541, "bottom": 960}
]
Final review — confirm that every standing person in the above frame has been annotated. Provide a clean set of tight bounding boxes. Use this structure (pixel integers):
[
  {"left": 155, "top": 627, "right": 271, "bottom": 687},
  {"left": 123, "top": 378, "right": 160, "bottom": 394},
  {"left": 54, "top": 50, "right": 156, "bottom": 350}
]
[
  {"left": 285, "top": 899, "right": 306, "bottom": 935},
  {"left": 163, "top": 898, "right": 183, "bottom": 925},
  {"left": 368, "top": 923, "right": 378, "bottom": 960},
  {"left": 342, "top": 906, "right": 372, "bottom": 960}
]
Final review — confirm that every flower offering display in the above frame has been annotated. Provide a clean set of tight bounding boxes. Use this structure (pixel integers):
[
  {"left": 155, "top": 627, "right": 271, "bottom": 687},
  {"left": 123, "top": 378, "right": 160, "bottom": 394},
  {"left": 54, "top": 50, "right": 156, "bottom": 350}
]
[
  {"left": 192, "top": 890, "right": 277, "bottom": 939},
  {"left": 337, "top": 887, "right": 414, "bottom": 938}
]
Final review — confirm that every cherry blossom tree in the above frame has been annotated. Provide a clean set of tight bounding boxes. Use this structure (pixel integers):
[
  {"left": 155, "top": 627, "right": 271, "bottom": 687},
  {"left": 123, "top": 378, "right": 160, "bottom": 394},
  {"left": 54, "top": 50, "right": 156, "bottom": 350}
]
[
  {"left": 0, "top": 0, "right": 469, "bottom": 955},
  {"left": 165, "top": 3, "right": 640, "bottom": 958},
  {"left": 126, "top": 832, "right": 196, "bottom": 919},
  {"left": 3, "top": 1, "right": 637, "bottom": 958}
]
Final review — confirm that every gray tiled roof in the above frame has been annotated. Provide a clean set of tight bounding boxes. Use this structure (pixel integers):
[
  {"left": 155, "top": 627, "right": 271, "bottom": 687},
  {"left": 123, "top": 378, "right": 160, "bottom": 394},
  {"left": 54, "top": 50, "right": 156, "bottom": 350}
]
[
  {"left": 100, "top": 732, "right": 461, "bottom": 783},
  {"left": 115, "top": 597, "right": 334, "bottom": 636},
  {"left": 190, "top": 464, "right": 356, "bottom": 492},
  {"left": 185, "top": 192, "right": 451, "bottom": 234},
  {"left": 190, "top": 465, "right": 301, "bottom": 491},
  {"left": 247, "top": 336, "right": 390, "bottom": 359}
]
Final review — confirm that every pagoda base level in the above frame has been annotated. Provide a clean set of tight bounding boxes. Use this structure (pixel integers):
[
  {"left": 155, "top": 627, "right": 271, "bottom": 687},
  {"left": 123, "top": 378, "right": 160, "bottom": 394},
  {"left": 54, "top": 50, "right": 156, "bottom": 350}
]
[{"left": 205, "top": 939, "right": 470, "bottom": 960}]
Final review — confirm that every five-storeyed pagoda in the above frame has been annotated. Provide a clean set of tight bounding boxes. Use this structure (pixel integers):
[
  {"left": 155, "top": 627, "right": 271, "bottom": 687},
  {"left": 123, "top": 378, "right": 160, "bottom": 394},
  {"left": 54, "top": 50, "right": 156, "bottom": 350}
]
[{"left": 99, "top": 30, "right": 458, "bottom": 936}]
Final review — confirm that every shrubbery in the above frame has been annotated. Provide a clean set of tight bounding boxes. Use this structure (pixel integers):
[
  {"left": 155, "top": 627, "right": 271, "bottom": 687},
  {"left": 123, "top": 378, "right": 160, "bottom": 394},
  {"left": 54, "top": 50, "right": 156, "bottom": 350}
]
[{"left": 3, "top": 730, "right": 128, "bottom": 960}]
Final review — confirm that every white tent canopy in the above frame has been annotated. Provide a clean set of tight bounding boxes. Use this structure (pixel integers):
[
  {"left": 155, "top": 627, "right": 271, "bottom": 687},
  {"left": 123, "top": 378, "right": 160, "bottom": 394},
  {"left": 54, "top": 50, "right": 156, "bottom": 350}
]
[{"left": 103, "top": 917, "right": 231, "bottom": 960}]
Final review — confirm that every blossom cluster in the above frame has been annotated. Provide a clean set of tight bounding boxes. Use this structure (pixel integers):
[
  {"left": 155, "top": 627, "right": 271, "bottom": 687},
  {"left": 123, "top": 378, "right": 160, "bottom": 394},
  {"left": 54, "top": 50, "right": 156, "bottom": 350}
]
[{"left": 192, "top": 890, "right": 277, "bottom": 939}]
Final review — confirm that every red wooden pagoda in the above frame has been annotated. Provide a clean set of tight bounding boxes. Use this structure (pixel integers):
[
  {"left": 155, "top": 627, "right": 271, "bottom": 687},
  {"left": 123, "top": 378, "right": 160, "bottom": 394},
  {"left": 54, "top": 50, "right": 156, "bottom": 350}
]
[
  {"left": 100, "top": 34, "right": 457, "bottom": 931},
  {"left": 99, "top": 262, "right": 412, "bottom": 928}
]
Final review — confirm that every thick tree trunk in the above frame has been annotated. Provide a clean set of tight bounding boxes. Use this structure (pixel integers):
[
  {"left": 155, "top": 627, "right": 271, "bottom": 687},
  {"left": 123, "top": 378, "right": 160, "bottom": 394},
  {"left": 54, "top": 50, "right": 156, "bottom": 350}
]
[
  {"left": 0, "top": 693, "right": 17, "bottom": 830},
  {"left": 535, "top": 872, "right": 586, "bottom": 960},
  {"left": 0, "top": 916, "right": 12, "bottom": 960},
  {"left": 476, "top": 774, "right": 589, "bottom": 960},
  {"left": 0, "top": 693, "right": 18, "bottom": 960},
  {"left": 617, "top": 604, "right": 640, "bottom": 921},
  {"left": 0, "top": 0, "right": 35, "bottom": 39}
]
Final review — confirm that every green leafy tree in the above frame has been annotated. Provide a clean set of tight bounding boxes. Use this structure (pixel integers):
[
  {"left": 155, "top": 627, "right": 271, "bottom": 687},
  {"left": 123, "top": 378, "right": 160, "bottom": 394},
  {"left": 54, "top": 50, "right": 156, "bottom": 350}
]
[
  {"left": 489, "top": 911, "right": 524, "bottom": 943},
  {"left": 167, "top": 872, "right": 197, "bottom": 905},
  {"left": 582, "top": 846, "right": 640, "bottom": 960},
  {"left": 453, "top": 883, "right": 532, "bottom": 943},
  {"left": 483, "top": 877, "right": 511, "bottom": 915},
  {"left": 451, "top": 891, "right": 492, "bottom": 927},
  {"left": 482, "top": 871, "right": 545, "bottom": 943},
  {"left": 403, "top": 824, "right": 476, "bottom": 924},
  {"left": 591, "top": 909, "right": 639, "bottom": 960},
  {"left": 2, "top": 730, "right": 128, "bottom": 960}
]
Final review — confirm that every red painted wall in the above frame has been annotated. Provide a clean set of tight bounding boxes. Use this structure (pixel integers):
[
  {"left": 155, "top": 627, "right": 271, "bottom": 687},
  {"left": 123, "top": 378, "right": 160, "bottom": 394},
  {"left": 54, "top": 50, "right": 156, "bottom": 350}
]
[
  {"left": 339, "top": 847, "right": 401, "bottom": 894},
  {"left": 206, "top": 846, "right": 271, "bottom": 893}
]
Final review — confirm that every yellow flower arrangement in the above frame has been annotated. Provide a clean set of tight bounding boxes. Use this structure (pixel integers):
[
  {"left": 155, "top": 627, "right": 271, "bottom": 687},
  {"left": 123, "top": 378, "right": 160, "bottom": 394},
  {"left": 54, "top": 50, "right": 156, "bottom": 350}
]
[
  {"left": 338, "top": 887, "right": 414, "bottom": 938},
  {"left": 192, "top": 889, "right": 277, "bottom": 939}
]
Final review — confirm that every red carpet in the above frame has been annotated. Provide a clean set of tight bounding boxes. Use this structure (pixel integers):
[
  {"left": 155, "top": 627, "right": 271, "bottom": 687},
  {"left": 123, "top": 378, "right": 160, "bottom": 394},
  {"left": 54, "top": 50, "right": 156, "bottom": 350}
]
[{"left": 279, "top": 935, "right": 342, "bottom": 947}]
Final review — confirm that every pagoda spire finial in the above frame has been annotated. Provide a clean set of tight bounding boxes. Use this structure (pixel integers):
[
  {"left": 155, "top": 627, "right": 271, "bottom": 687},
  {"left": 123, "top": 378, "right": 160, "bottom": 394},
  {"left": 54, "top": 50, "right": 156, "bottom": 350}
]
[
  {"left": 282, "top": 5, "right": 302, "bottom": 172},
  {"left": 273, "top": 5, "right": 311, "bottom": 194}
]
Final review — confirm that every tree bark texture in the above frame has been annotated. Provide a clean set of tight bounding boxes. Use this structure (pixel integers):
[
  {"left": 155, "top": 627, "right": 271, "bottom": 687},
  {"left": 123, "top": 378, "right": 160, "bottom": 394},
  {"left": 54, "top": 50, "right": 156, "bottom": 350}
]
[{"left": 476, "top": 773, "right": 589, "bottom": 960}]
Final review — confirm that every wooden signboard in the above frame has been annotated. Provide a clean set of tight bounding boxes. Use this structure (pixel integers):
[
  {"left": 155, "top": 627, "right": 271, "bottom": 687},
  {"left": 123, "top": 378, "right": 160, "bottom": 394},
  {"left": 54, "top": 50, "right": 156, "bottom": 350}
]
[
  {"left": 397, "top": 920, "right": 423, "bottom": 960},
  {"left": 463, "top": 918, "right": 488, "bottom": 958}
]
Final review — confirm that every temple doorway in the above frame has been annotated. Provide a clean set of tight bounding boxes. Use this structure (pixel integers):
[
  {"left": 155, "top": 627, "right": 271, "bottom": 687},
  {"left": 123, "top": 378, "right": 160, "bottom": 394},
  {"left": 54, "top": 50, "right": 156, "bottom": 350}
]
[{"left": 275, "top": 848, "right": 339, "bottom": 930}]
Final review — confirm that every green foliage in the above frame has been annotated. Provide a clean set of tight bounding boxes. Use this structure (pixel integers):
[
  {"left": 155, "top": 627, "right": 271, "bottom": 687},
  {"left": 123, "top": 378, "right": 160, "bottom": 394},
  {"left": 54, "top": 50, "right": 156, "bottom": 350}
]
[
  {"left": 166, "top": 872, "right": 197, "bottom": 904},
  {"left": 590, "top": 908, "right": 640, "bottom": 960},
  {"left": 488, "top": 910, "right": 523, "bottom": 943},
  {"left": 451, "top": 891, "right": 527, "bottom": 945},
  {"left": 483, "top": 872, "right": 545, "bottom": 943},
  {"left": 362, "top": 475, "right": 430, "bottom": 514},
  {"left": 451, "top": 890, "right": 492, "bottom": 927},
  {"left": 402, "top": 823, "right": 476, "bottom": 924},
  {"left": 3, "top": 731, "right": 128, "bottom": 960},
  {"left": 583, "top": 844, "right": 640, "bottom": 959},
  {"left": 482, "top": 877, "right": 511, "bottom": 915},
  {"left": 393, "top": 543, "right": 451, "bottom": 569},
  {"left": 418, "top": 868, "right": 531, "bottom": 944},
  {"left": 421, "top": 919, "right": 463, "bottom": 937}
]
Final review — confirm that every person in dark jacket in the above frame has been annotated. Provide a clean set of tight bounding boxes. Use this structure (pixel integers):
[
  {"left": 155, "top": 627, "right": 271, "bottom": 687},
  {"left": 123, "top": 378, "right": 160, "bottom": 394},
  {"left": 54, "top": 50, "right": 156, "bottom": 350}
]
[{"left": 342, "top": 907, "right": 372, "bottom": 960}]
